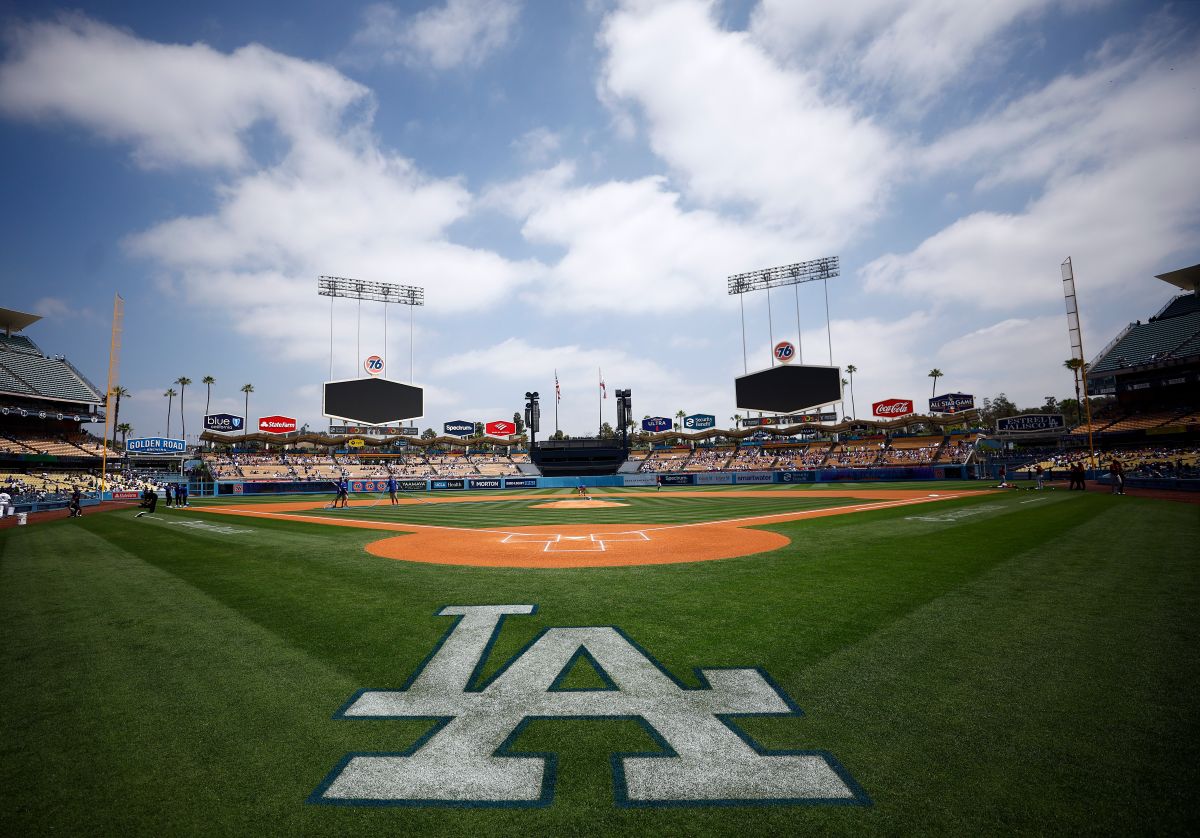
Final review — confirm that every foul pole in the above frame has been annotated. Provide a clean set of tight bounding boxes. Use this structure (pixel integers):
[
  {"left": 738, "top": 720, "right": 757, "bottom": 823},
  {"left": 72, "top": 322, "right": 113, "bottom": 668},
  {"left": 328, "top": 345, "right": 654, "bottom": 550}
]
[
  {"left": 1061, "top": 258, "right": 1096, "bottom": 467},
  {"left": 99, "top": 293, "right": 124, "bottom": 491}
]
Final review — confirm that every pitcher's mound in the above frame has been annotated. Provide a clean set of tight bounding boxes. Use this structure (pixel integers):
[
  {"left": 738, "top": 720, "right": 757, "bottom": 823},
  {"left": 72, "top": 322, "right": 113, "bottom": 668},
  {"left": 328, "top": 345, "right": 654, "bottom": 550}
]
[{"left": 529, "top": 499, "right": 630, "bottom": 509}]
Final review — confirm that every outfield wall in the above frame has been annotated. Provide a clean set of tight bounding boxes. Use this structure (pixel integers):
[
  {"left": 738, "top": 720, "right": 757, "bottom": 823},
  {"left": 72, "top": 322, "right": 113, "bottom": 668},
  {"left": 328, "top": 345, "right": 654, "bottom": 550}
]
[{"left": 211, "top": 466, "right": 973, "bottom": 495}]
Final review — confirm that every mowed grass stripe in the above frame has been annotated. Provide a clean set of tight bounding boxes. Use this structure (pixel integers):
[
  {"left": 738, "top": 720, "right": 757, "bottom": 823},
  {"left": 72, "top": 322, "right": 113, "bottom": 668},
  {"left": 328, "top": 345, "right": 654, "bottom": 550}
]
[{"left": 299, "top": 494, "right": 869, "bottom": 528}]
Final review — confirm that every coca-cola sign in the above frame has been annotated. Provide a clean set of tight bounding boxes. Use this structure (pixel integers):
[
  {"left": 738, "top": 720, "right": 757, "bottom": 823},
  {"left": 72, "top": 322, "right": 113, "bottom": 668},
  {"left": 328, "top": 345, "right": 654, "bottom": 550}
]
[
  {"left": 259, "top": 415, "right": 297, "bottom": 434},
  {"left": 872, "top": 399, "right": 914, "bottom": 417}
]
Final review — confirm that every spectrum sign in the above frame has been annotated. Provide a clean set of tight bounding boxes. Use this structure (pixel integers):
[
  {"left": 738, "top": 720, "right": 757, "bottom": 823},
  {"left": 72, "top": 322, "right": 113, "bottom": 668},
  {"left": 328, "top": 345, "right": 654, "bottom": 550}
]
[
  {"left": 444, "top": 420, "right": 474, "bottom": 437},
  {"left": 259, "top": 415, "right": 297, "bottom": 434}
]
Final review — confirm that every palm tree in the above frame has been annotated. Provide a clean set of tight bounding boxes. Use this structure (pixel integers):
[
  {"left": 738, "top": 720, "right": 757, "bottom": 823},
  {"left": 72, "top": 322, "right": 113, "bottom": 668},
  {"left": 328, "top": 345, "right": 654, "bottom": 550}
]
[
  {"left": 164, "top": 388, "right": 177, "bottom": 437},
  {"left": 928, "top": 368, "right": 944, "bottom": 397},
  {"left": 845, "top": 364, "right": 858, "bottom": 419},
  {"left": 109, "top": 386, "right": 129, "bottom": 449},
  {"left": 176, "top": 376, "right": 192, "bottom": 442},
  {"left": 202, "top": 375, "right": 216, "bottom": 417},
  {"left": 116, "top": 423, "right": 132, "bottom": 449},
  {"left": 240, "top": 384, "right": 254, "bottom": 440},
  {"left": 840, "top": 378, "right": 849, "bottom": 419},
  {"left": 675, "top": 409, "right": 686, "bottom": 433},
  {"left": 1063, "top": 358, "right": 1085, "bottom": 406}
]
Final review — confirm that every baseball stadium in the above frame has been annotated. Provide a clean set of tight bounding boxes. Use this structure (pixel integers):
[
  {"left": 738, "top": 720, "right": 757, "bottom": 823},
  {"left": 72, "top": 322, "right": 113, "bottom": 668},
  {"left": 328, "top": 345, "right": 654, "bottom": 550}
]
[
  {"left": 2, "top": 4, "right": 1200, "bottom": 837},
  {"left": 2, "top": 260, "right": 1199, "bottom": 837}
]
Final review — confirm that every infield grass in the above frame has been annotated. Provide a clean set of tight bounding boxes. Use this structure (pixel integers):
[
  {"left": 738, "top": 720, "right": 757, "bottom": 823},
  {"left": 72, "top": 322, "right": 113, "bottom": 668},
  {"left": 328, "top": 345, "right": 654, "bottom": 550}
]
[{"left": 2, "top": 486, "right": 1197, "bottom": 836}]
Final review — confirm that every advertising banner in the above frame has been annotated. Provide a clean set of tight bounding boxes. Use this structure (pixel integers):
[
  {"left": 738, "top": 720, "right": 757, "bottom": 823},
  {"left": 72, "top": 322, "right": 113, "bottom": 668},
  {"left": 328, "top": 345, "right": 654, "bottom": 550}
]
[
  {"left": 485, "top": 420, "right": 516, "bottom": 436},
  {"left": 741, "top": 412, "right": 838, "bottom": 427},
  {"left": 347, "top": 439, "right": 365, "bottom": 448},
  {"left": 329, "top": 425, "right": 419, "bottom": 436},
  {"left": 398, "top": 479, "right": 428, "bottom": 492},
  {"left": 469, "top": 478, "right": 503, "bottom": 490},
  {"left": 204, "top": 413, "right": 244, "bottom": 433},
  {"left": 259, "top": 415, "right": 297, "bottom": 434},
  {"left": 773, "top": 341, "right": 796, "bottom": 364},
  {"left": 126, "top": 437, "right": 186, "bottom": 454},
  {"left": 431, "top": 479, "right": 465, "bottom": 490},
  {"left": 683, "top": 413, "right": 716, "bottom": 430},
  {"left": 443, "top": 420, "right": 474, "bottom": 436},
  {"left": 659, "top": 473, "right": 695, "bottom": 485},
  {"left": 504, "top": 477, "right": 539, "bottom": 489},
  {"left": 776, "top": 470, "right": 814, "bottom": 483},
  {"left": 929, "top": 393, "right": 975, "bottom": 413},
  {"left": 996, "top": 413, "right": 1066, "bottom": 433},
  {"left": 111, "top": 490, "right": 141, "bottom": 500},
  {"left": 734, "top": 471, "right": 774, "bottom": 484},
  {"left": 872, "top": 399, "right": 914, "bottom": 418},
  {"left": 363, "top": 355, "right": 384, "bottom": 376},
  {"left": 694, "top": 472, "right": 734, "bottom": 485},
  {"left": 642, "top": 417, "right": 672, "bottom": 432},
  {"left": 622, "top": 474, "right": 657, "bottom": 487}
]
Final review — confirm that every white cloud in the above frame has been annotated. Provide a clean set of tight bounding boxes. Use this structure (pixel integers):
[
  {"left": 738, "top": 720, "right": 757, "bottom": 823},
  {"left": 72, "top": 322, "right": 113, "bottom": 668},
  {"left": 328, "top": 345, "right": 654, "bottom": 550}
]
[
  {"left": 749, "top": 0, "right": 1107, "bottom": 109},
  {"left": 487, "top": 163, "right": 819, "bottom": 311},
  {"left": 511, "top": 126, "right": 562, "bottom": 164},
  {"left": 598, "top": 0, "right": 897, "bottom": 241},
  {"left": 935, "top": 316, "right": 1077, "bottom": 406},
  {"left": 0, "top": 14, "right": 368, "bottom": 169},
  {"left": 862, "top": 37, "right": 1200, "bottom": 311},
  {"left": 349, "top": 0, "right": 520, "bottom": 71}
]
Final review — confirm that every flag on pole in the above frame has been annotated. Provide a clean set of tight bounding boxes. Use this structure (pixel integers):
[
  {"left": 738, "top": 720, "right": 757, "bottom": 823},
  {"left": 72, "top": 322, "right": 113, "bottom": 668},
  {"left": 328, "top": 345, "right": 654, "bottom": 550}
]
[
  {"left": 555, "top": 370, "right": 561, "bottom": 403},
  {"left": 599, "top": 369, "right": 606, "bottom": 399}
]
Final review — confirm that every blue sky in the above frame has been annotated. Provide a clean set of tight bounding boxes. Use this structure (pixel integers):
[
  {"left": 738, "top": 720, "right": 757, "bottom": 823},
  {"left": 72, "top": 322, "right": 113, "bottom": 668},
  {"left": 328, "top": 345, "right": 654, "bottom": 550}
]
[{"left": 1, "top": 0, "right": 1197, "bottom": 440}]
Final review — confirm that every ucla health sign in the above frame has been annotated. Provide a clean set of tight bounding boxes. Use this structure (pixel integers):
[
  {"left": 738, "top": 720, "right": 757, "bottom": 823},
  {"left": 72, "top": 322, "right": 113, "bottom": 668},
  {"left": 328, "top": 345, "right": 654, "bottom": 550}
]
[
  {"left": 642, "top": 417, "right": 672, "bottom": 432},
  {"left": 204, "top": 413, "right": 244, "bottom": 432},
  {"left": 126, "top": 437, "right": 186, "bottom": 454},
  {"left": 683, "top": 413, "right": 715, "bottom": 430}
]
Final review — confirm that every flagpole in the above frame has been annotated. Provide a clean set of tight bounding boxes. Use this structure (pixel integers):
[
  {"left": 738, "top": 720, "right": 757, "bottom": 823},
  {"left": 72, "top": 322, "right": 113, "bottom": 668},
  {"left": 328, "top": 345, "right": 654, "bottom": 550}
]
[
  {"left": 554, "top": 370, "right": 559, "bottom": 436},
  {"left": 598, "top": 368, "right": 602, "bottom": 437}
]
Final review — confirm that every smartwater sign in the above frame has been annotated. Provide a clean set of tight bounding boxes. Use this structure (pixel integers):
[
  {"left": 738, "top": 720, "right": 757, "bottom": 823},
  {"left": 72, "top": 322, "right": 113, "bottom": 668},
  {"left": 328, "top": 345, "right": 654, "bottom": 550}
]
[
  {"left": 683, "top": 413, "right": 715, "bottom": 430},
  {"left": 996, "top": 413, "right": 1066, "bottom": 433},
  {"left": 126, "top": 437, "right": 186, "bottom": 454},
  {"left": 204, "top": 413, "right": 244, "bottom": 432},
  {"left": 642, "top": 417, "right": 672, "bottom": 432}
]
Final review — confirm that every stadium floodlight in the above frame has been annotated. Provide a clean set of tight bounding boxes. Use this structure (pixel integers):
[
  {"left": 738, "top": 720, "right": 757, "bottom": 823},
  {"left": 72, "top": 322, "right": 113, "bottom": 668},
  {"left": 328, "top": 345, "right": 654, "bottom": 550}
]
[
  {"left": 726, "top": 256, "right": 841, "bottom": 381},
  {"left": 726, "top": 257, "right": 840, "bottom": 295},
  {"left": 317, "top": 276, "right": 424, "bottom": 306},
  {"left": 318, "top": 276, "right": 425, "bottom": 383}
]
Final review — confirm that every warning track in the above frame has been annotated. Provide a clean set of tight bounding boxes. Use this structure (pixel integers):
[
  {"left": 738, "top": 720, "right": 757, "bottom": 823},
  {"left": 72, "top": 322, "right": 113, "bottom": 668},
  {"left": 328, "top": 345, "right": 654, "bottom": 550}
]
[{"left": 194, "top": 489, "right": 993, "bottom": 568}]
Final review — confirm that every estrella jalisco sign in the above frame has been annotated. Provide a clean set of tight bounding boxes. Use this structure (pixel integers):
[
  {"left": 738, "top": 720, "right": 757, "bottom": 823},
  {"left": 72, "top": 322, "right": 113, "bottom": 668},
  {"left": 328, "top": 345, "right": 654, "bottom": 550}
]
[
  {"left": 126, "top": 437, "right": 186, "bottom": 454},
  {"left": 309, "top": 605, "right": 867, "bottom": 807},
  {"left": 996, "top": 413, "right": 1066, "bottom": 433}
]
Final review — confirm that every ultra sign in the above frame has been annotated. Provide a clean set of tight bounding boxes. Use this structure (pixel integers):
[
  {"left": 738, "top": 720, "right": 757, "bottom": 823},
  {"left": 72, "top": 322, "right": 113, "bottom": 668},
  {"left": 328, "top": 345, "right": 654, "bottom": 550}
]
[{"left": 642, "top": 417, "right": 672, "bottom": 432}]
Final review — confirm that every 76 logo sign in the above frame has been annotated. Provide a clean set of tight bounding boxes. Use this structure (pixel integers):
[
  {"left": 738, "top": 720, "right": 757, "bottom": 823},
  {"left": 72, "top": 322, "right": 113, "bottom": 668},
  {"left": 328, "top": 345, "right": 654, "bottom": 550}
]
[{"left": 364, "top": 355, "right": 384, "bottom": 376}]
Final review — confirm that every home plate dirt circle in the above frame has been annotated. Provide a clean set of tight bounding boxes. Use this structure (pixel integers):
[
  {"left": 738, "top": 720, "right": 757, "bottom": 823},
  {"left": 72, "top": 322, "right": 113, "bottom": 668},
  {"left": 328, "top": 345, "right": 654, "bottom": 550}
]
[{"left": 363, "top": 523, "right": 790, "bottom": 568}]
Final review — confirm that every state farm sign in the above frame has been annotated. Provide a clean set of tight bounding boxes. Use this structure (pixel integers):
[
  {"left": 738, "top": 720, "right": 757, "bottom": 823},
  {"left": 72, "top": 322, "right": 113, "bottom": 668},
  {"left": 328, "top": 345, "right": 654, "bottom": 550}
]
[
  {"left": 872, "top": 399, "right": 914, "bottom": 418},
  {"left": 485, "top": 420, "right": 516, "bottom": 436},
  {"left": 259, "top": 415, "right": 297, "bottom": 434}
]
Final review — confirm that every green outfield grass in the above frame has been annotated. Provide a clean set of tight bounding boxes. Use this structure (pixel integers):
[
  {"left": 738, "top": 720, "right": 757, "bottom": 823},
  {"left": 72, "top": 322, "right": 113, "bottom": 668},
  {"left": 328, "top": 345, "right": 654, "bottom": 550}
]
[{"left": 2, "top": 487, "right": 1197, "bottom": 836}]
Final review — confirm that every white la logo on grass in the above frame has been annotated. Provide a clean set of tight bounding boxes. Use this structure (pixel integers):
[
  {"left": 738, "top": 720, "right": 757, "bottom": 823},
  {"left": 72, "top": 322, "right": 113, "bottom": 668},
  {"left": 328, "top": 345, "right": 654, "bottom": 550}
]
[{"left": 310, "top": 605, "right": 868, "bottom": 807}]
